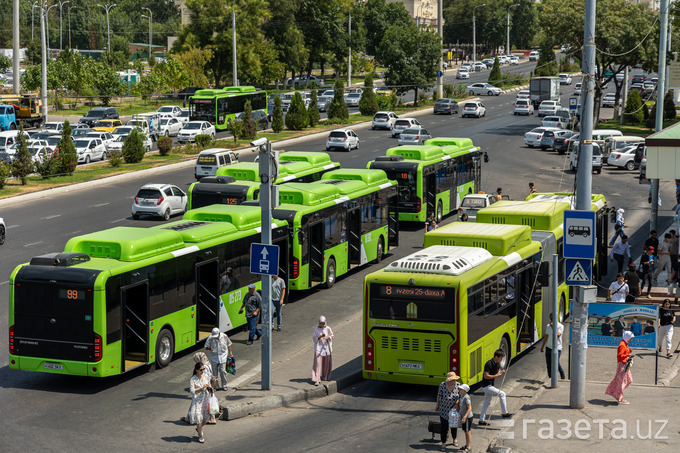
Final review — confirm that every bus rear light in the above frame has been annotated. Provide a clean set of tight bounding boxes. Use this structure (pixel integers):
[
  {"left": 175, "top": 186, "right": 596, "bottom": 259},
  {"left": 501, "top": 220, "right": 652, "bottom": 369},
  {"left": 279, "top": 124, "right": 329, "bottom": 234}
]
[
  {"left": 416, "top": 197, "right": 421, "bottom": 213},
  {"left": 364, "top": 332, "right": 375, "bottom": 371},
  {"left": 9, "top": 325, "right": 15, "bottom": 355},
  {"left": 292, "top": 257, "right": 300, "bottom": 279},
  {"left": 93, "top": 333, "right": 102, "bottom": 362}
]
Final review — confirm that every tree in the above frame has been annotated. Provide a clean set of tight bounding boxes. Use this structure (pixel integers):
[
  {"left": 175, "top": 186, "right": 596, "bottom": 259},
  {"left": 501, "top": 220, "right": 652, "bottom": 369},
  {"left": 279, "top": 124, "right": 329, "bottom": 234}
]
[
  {"left": 173, "top": 46, "right": 214, "bottom": 89},
  {"left": 242, "top": 100, "right": 257, "bottom": 139},
  {"left": 0, "top": 160, "right": 9, "bottom": 189},
  {"left": 664, "top": 90, "right": 677, "bottom": 120},
  {"left": 154, "top": 56, "right": 189, "bottom": 94},
  {"left": 533, "top": 41, "right": 558, "bottom": 77},
  {"left": 364, "top": 0, "right": 412, "bottom": 58},
  {"left": 57, "top": 121, "right": 77, "bottom": 175},
  {"left": 21, "top": 65, "right": 41, "bottom": 92},
  {"left": 272, "top": 96, "right": 284, "bottom": 132},
  {"left": 624, "top": 89, "right": 644, "bottom": 124},
  {"left": 285, "top": 92, "right": 309, "bottom": 130},
  {"left": 11, "top": 127, "right": 33, "bottom": 185},
  {"left": 359, "top": 74, "right": 379, "bottom": 116},
  {"left": 646, "top": 103, "right": 656, "bottom": 129},
  {"left": 488, "top": 57, "right": 502, "bottom": 84},
  {"left": 328, "top": 79, "right": 349, "bottom": 120},
  {"left": 122, "top": 129, "right": 146, "bottom": 163},
  {"left": 90, "top": 60, "right": 123, "bottom": 105},
  {"left": 308, "top": 89, "right": 321, "bottom": 127},
  {"left": 0, "top": 55, "right": 11, "bottom": 72},
  {"left": 227, "top": 118, "right": 244, "bottom": 142}
]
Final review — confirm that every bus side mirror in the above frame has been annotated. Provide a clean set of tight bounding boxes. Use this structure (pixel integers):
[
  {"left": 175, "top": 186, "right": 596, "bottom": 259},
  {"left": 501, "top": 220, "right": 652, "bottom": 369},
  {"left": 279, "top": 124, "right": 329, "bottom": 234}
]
[
  {"left": 536, "top": 262, "right": 550, "bottom": 287},
  {"left": 298, "top": 231, "right": 306, "bottom": 245}
]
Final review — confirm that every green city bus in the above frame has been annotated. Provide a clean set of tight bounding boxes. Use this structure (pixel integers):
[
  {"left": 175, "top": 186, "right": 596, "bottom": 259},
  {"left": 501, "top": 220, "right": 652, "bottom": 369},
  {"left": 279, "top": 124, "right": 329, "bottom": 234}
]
[
  {"left": 9, "top": 206, "right": 288, "bottom": 377},
  {"left": 189, "top": 86, "right": 267, "bottom": 131},
  {"left": 187, "top": 152, "right": 340, "bottom": 210},
  {"left": 367, "top": 138, "right": 482, "bottom": 223},
  {"left": 526, "top": 192, "right": 609, "bottom": 281},
  {"left": 363, "top": 222, "right": 546, "bottom": 385}
]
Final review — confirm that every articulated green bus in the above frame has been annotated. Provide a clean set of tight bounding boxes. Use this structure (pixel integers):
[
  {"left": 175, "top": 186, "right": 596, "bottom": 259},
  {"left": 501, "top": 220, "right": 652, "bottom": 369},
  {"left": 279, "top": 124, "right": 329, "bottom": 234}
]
[
  {"left": 187, "top": 152, "right": 340, "bottom": 210},
  {"left": 9, "top": 206, "right": 288, "bottom": 377},
  {"left": 367, "top": 138, "right": 482, "bottom": 223},
  {"left": 363, "top": 222, "right": 546, "bottom": 385},
  {"left": 526, "top": 192, "right": 609, "bottom": 281},
  {"left": 189, "top": 86, "right": 267, "bottom": 131}
]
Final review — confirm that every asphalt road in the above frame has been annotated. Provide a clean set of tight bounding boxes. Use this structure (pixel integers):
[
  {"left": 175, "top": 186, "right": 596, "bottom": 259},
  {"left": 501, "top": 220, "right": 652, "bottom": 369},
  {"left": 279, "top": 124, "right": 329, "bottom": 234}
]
[{"left": 1, "top": 75, "right": 676, "bottom": 451}]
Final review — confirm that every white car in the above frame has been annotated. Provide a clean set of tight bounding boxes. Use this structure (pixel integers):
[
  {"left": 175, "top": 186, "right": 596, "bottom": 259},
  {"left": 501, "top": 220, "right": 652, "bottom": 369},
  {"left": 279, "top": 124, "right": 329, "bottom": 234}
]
[
  {"left": 541, "top": 115, "right": 569, "bottom": 129},
  {"left": 529, "top": 51, "right": 539, "bottom": 61},
  {"left": 0, "top": 216, "right": 5, "bottom": 245},
  {"left": 371, "top": 111, "right": 398, "bottom": 130},
  {"left": 156, "top": 105, "right": 184, "bottom": 118},
  {"left": 509, "top": 56, "right": 519, "bottom": 65},
  {"left": 111, "top": 126, "right": 137, "bottom": 139},
  {"left": 85, "top": 131, "right": 115, "bottom": 149},
  {"left": 456, "top": 68, "right": 470, "bottom": 79},
  {"left": 467, "top": 83, "right": 502, "bottom": 96},
  {"left": 516, "top": 90, "right": 530, "bottom": 100},
  {"left": 602, "top": 93, "right": 617, "bottom": 108},
  {"left": 538, "top": 100, "right": 560, "bottom": 117},
  {"left": 462, "top": 101, "right": 486, "bottom": 118},
  {"left": 498, "top": 56, "right": 509, "bottom": 65},
  {"left": 482, "top": 58, "right": 495, "bottom": 68},
  {"left": 131, "top": 183, "right": 187, "bottom": 220},
  {"left": 524, "top": 127, "right": 560, "bottom": 147},
  {"left": 326, "top": 128, "right": 359, "bottom": 151},
  {"left": 514, "top": 99, "right": 534, "bottom": 115},
  {"left": 472, "top": 62, "right": 487, "bottom": 72},
  {"left": 558, "top": 74, "right": 572, "bottom": 85},
  {"left": 461, "top": 62, "right": 472, "bottom": 71},
  {"left": 107, "top": 134, "right": 153, "bottom": 155},
  {"left": 573, "top": 83, "right": 582, "bottom": 96},
  {"left": 391, "top": 118, "right": 421, "bottom": 138},
  {"left": 607, "top": 144, "right": 639, "bottom": 171},
  {"left": 177, "top": 109, "right": 190, "bottom": 125},
  {"left": 73, "top": 137, "right": 107, "bottom": 164},
  {"left": 41, "top": 122, "right": 64, "bottom": 134},
  {"left": 160, "top": 117, "right": 183, "bottom": 137},
  {"left": 344, "top": 92, "right": 362, "bottom": 108},
  {"left": 177, "top": 121, "right": 216, "bottom": 143}
]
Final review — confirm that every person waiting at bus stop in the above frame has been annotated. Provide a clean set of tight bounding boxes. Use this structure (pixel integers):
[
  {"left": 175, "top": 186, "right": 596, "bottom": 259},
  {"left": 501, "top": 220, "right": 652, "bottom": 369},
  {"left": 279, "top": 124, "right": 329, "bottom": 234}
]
[
  {"left": 540, "top": 313, "right": 565, "bottom": 380},
  {"left": 238, "top": 284, "right": 262, "bottom": 345},
  {"left": 477, "top": 349, "right": 513, "bottom": 425},
  {"left": 204, "top": 327, "right": 233, "bottom": 390}
]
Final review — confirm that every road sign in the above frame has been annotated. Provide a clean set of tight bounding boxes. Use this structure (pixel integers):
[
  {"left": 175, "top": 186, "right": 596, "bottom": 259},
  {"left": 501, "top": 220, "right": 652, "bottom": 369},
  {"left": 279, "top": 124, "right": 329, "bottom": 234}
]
[
  {"left": 438, "top": 71, "right": 444, "bottom": 78},
  {"left": 563, "top": 210, "right": 597, "bottom": 259},
  {"left": 565, "top": 258, "right": 592, "bottom": 286},
  {"left": 569, "top": 97, "right": 578, "bottom": 111},
  {"left": 250, "top": 243, "right": 279, "bottom": 276}
]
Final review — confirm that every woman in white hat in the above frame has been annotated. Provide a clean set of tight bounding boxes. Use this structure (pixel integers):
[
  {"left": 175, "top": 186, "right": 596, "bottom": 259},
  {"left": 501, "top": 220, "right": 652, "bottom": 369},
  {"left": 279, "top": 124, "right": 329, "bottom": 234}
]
[
  {"left": 435, "top": 371, "right": 460, "bottom": 450},
  {"left": 311, "top": 316, "right": 334, "bottom": 386}
]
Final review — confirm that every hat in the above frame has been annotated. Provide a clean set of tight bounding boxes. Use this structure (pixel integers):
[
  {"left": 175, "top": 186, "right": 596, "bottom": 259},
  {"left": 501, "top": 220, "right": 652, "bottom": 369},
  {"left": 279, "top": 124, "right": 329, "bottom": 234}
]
[
  {"left": 459, "top": 384, "right": 470, "bottom": 392},
  {"left": 648, "top": 246, "right": 654, "bottom": 252},
  {"left": 210, "top": 327, "right": 220, "bottom": 338},
  {"left": 319, "top": 316, "right": 327, "bottom": 323},
  {"left": 446, "top": 371, "right": 460, "bottom": 381},
  {"left": 248, "top": 283, "right": 256, "bottom": 289},
  {"left": 617, "top": 208, "right": 624, "bottom": 214}
]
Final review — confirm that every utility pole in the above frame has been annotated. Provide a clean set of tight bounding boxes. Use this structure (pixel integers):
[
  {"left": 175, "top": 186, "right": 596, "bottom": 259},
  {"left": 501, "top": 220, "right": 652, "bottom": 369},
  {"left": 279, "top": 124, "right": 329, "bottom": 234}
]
[
  {"left": 472, "top": 4, "right": 485, "bottom": 63},
  {"left": 620, "top": 66, "right": 629, "bottom": 125},
  {"left": 98, "top": 4, "right": 116, "bottom": 53},
  {"left": 348, "top": 11, "right": 352, "bottom": 89},
  {"left": 651, "top": 0, "right": 670, "bottom": 232},
  {"left": 13, "top": 0, "right": 20, "bottom": 94},
  {"left": 551, "top": 254, "right": 559, "bottom": 389},
  {"left": 436, "top": 0, "right": 443, "bottom": 100},
  {"left": 32, "top": 1, "right": 39, "bottom": 42},
  {"left": 142, "top": 7, "right": 152, "bottom": 62},
  {"left": 506, "top": 4, "right": 518, "bottom": 58},
  {"left": 232, "top": 0, "right": 238, "bottom": 86},
  {"left": 40, "top": 2, "right": 48, "bottom": 120},
  {"left": 59, "top": 1, "right": 69, "bottom": 51},
  {"left": 571, "top": 0, "right": 596, "bottom": 410}
]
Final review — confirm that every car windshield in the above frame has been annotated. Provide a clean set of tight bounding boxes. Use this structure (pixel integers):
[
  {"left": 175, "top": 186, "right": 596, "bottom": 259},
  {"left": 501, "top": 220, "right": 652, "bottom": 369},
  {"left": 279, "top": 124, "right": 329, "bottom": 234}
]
[
  {"left": 348, "top": 93, "right": 361, "bottom": 98},
  {"left": 114, "top": 135, "right": 128, "bottom": 142},
  {"left": 85, "top": 110, "right": 104, "bottom": 117},
  {"left": 395, "top": 120, "right": 411, "bottom": 126},
  {"left": 158, "top": 107, "right": 174, "bottom": 113},
  {"left": 44, "top": 123, "right": 60, "bottom": 130},
  {"left": 329, "top": 131, "right": 346, "bottom": 138},
  {"left": 464, "top": 103, "right": 478, "bottom": 108},
  {"left": 28, "top": 147, "right": 43, "bottom": 155},
  {"left": 113, "top": 127, "right": 132, "bottom": 135},
  {"left": 517, "top": 101, "right": 528, "bottom": 105},
  {"left": 46, "top": 137, "right": 61, "bottom": 146},
  {"left": 184, "top": 123, "right": 202, "bottom": 130},
  {"left": 160, "top": 119, "right": 171, "bottom": 125},
  {"left": 179, "top": 111, "right": 189, "bottom": 117},
  {"left": 94, "top": 121, "right": 110, "bottom": 128},
  {"left": 544, "top": 117, "right": 559, "bottom": 121},
  {"left": 530, "top": 128, "right": 546, "bottom": 134},
  {"left": 73, "top": 139, "right": 90, "bottom": 148},
  {"left": 374, "top": 113, "right": 388, "bottom": 119},
  {"left": 436, "top": 99, "right": 451, "bottom": 103},
  {"left": 318, "top": 97, "right": 330, "bottom": 102},
  {"left": 402, "top": 128, "right": 421, "bottom": 134}
]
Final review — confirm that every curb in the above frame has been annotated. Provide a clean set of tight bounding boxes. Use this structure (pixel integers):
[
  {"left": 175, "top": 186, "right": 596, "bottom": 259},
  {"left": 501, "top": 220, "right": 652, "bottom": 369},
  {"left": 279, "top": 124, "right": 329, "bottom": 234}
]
[{"left": 221, "top": 370, "right": 363, "bottom": 421}]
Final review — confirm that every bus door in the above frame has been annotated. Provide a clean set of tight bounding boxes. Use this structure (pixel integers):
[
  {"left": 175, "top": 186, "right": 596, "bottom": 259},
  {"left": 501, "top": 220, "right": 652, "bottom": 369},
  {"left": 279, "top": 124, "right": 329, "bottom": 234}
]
[
  {"left": 516, "top": 268, "right": 536, "bottom": 352},
  {"left": 387, "top": 194, "right": 399, "bottom": 250},
  {"left": 196, "top": 259, "right": 220, "bottom": 340},
  {"left": 425, "top": 171, "right": 437, "bottom": 215},
  {"left": 347, "top": 208, "right": 362, "bottom": 268},
  {"left": 121, "top": 282, "right": 149, "bottom": 371},
  {"left": 308, "top": 221, "right": 325, "bottom": 285},
  {"left": 273, "top": 235, "right": 289, "bottom": 282}
]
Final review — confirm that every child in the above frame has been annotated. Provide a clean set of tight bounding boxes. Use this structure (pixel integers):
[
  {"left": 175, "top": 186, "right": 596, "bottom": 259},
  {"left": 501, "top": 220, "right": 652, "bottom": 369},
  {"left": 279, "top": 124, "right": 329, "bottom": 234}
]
[
  {"left": 644, "top": 319, "right": 655, "bottom": 334},
  {"left": 459, "top": 384, "right": 473, "bottom": 452}
]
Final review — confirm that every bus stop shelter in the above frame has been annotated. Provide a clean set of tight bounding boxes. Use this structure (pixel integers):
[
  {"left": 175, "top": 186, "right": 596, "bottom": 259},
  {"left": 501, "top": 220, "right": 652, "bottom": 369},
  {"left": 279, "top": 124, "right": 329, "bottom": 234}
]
[{"left": 645, "top": 121, "right": 680, "bottom": 178}]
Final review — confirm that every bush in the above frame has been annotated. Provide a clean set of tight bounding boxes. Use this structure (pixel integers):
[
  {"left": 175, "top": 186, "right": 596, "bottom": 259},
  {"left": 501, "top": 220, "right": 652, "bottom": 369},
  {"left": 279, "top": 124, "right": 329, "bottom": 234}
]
[
  {"left": 272, "top": 96, "right": 284, "bottom": 133},
  {"left": 108, "top": 150, "right": 123, "bottom": 167},
  {"left": 242, "top": 100, "right": 257, "bottom": 140},
  {"left": 359, "top": 74, "right": 379, "bottom": 116},
  {"left": 376, "top": 95, "right": 393, "bottom": 111},
  {"left": 195, "top": 134, "right": 212, "bottom": 149},
  {"left": 443, "top": 84, "right": 454, "bottom": 99},
  {"left": 488, "top": 57, "right": 502, "bottom": 84},
  {"left": 432, "top": 90, "right": 438, "bottom": 101},
  {"left": 646, "top": 103, "right": 656, "bottom": 129},
  {"left": 227, "top": 119, "right": 243, "bottom": 143},
  {"left": 454, "top": 83, "right": 467, "bottom": 97},
  {"left": 328, "top": 80, "right": 349, "bottom": 121},
  {"left": 157, "top": 136, "right": 172, "bottom": 156},
  {"left": 122, "top": 129, "right": 146, "bottom": 163},
  {"left": 0, "top": 160, "right": 10, "bottom": 188},
  {"left": 308, "top": 89, "right": 321, "bottom": 127},
  {"left": 643, "top": 102, "right": 650, "bottom": 122},
  {"left": 34, "top": 153, "right": 58, "bottom": 177},
  {"left": 11, "top": 126, "right": 33, "bottom": 185},
  {"left": 664, "top": 89, "right": 676, "bottom": 120},
  {"left": 624, "top": 89, "right": 644, "bottom": 124},
  {"left": 56, "top": 120, "right": 77, "bottom": 175},
  {"left": 285, "top": 92, "right": 309, "bottom": 130}
]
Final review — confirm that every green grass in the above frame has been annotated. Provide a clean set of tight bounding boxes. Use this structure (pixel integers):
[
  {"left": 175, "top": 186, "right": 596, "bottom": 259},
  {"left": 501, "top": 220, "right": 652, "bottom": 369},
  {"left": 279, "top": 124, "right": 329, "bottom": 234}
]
[
  {"left": 50, "top": 99, "right": 185, "bottom": 117},
  {"left": 598, "top": 118, "right": 680, "bottom": 135}
]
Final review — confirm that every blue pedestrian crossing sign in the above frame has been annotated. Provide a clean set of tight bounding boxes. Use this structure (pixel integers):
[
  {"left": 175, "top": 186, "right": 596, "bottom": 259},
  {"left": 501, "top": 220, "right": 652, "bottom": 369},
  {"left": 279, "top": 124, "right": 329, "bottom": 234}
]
[
  {"left": 250, "top": 243, "right": 280, "bottom": 276},
  {"left": 563, "top": 210, "right": 597, "bottom": 259},
  {"left": 565, "top": 258, "right": 592, "bottom": 286}
]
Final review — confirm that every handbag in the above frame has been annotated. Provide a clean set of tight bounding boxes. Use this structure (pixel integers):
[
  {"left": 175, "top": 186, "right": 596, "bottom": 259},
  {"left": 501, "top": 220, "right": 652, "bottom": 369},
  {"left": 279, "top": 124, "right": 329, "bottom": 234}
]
[
  {"left": 209, "top": 393, "right": 220, "bottom": 416},
  {"left": 448, "top": 408, "right": 462, "bottom": 428},
  {"left": 227, "top": 356, "right": 236, "bottom": 375}
]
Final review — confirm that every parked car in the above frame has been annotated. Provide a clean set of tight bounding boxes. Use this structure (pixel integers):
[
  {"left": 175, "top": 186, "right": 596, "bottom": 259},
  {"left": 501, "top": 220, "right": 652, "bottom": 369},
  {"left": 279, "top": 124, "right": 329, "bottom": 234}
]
[
  {"left": 156, "top": 105, "right": 184, "bottom": 118},
  {"left": 456, "top": 68, "right": 470, "bottom": 79},
  {"left": 462, "top": 101, "right": 486, "bottom": 118},
  {"left": 602, "top": 93, "right": 617, "bottom": 108},
  {"left": 159, "top": 117, "right": 183, "bottom": 137},
  {"left": 131, "top": 184, "right": 187, "bottom": 220},
  {"left": 293, "top": 75, "right": 324, "bottom": 87},
  {"left": 498, "top": 56, "right": 509, "bottom": 65},
  {"left": 541, "top": 115, "right": 569, "bottom": 129},
  {"left": 472, "top": 62, "right": 487, "bottom": 72},
  {"left": 41, "top": 122, "right": 64, "bottom": 134},
  {"left": 607, "top": 144, "right": 640, "bottom": 170},
  {"left": 322, "top": 89, "right": 335, "bottom": 98},
  {"left": 397, "top": 127, "right": 432, "bottom": 146},
  {"left": 509, "top": 56, "right": 519, "bottom": 65},
  {"left": 177, "top": 109, "right": 190, "bottom": 125},
  {"left": 603, "top": 136, "right": 645, "bottom": 160},
  {"left": 538, "top": 100, "right": 560, "bottom": 117},
  {"left": 344, "top": 92, "right": 362, "bottom": 108},
  {"left": 569, "top": 141, "right": 603, "bottom": 174},
  {"left": 92, "top": 119, "right": 123, "bottom": 132},
  {"left": 558, "top": 74, "right": 572, "bottom": 85},
  {"left": 73, "top": 137, "right": 107, "bottom": 164},
  {"left": 540, "top": 129, "right": 572, "bottom": 150},
  {"left": 467, "top": 83, "right": 502, "bottom": 96},
  {"left": 529, "top": 51, "right": 540, "bottom": 61},
  {"left": 85, "top": 131, "right": 115, "bottom": 149},
  {"left": 553, "top": 131, "right": 576, "bottom": 154},
  {"left": 391, "top": 118, "right": 420, "bottom": 137},
  {"left": 458, "top": 193, "right": 499, "bottom": 221},
  {"left": 376, "top": 86, "right": 394, "bottom": 97},
  {"left": 111, "top": 126, "right": 137, "bottom": 139},
  {"left": 482, "top": 58, "right": 495, "bottom": 68},
  {"left": 516, "top": 90, "right": 530, "bottom": 100},
  {"left": 0, "top": 216, "right": 5, "bottom": 245},
  {"left": 433, "top": 98, "right": 459, "bottom": 115},
  {"left": 107, "top": 133, "right": 153, "bottom": 155},
  {"left": 643, "top": 81, "right": 656, "bottom": 93},
  {"left": 236, "top": 110, "right": 269, "bottom": 131},
  {"left": 317, "top": 96, "right": 332, "bottom": 112},
  {"left": 554, "top": 108, "right": 572, "bottom": 128},
  {"left": 326, "top": 128, "right": 359, "bottom": 151},
  {"left": 573, "top": 83, "right": 582, "bottom": 96},
  {"left": 629, "top": 82, "right": 644, "bottom": 93},
  {"left": 79, "top": 107, "right": 119, "bottom": 127},
  {"left": 177, "top": 121, "right": 216, "bottom": 143},
  {"left": 514, "top": 99, "right": 534, "bottom": 115},
  {"left": 615, "top": 73, "right": 625, "bottom": 82},
  {"left": 524, "top": 127, "right": 560, "bottom": 147},
  {"left": 371, "top": 111, "right": 398, "bottom": 130}
]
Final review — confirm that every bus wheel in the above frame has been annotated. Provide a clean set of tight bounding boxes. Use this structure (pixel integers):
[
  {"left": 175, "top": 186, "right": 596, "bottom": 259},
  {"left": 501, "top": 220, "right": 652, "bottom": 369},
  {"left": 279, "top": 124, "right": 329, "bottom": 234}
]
[
  {"left": 374, "top": 237, "right": 384, "bottom": 264},
  {"left": 325, "top": 258, "right": 336, "bottom": 289},
  {"left": 155, "top": 329, "right": 174, "bottom": 368},
  {"left": 499, "top": 336, "right": 511, "bottom": 370},
  {"left": 559, "top": 293, "right": 567, "bottom": 322},
  {"left": 436, "top": 202, "right": 443, "bottom": 224}
]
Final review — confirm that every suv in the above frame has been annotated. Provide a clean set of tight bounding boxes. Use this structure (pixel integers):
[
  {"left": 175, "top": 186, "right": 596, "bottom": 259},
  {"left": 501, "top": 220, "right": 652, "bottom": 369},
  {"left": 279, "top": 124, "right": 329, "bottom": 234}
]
[
  {"left": 558, "top": 74, "right": 572, "bottom": 85},
  {"left": 372, "top": 111, "right": 398, "bottom": 130},
  {"left": 459, "top": 193, "right": 498, "bottom": 221},
  {"left": 391, "top": 118, "right": 420, "bottom": 138},
  {"left": 79, "top": 107, "right": 119, "bottom": 127},
  {"left": 131, "top": 184, "right": 187, "bottom": 220},
  {"left": 194, "top": 148, "right": 239, "bottom": 180},
  {"left": 541, "top": 115, "right": 569, "bottom": 129},
  {"left": 569, "top": 141, "right": 603, "bottom": 174}
]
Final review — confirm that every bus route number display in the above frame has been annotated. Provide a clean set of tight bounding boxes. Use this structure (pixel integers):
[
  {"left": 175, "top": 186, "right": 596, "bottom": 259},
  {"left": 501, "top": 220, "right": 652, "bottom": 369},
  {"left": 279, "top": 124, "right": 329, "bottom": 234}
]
[
  {"left": 379, "top": 284, "right": 447, "bottom": 301},
  {"left": 59, "top": 288, "right": 85, "bottom": 301}
]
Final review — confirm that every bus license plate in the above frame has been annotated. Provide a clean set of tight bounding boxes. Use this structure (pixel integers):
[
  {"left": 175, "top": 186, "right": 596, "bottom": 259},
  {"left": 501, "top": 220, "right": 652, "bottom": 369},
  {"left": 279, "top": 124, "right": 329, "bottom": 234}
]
[
  {"left": 400, "top": 362, "right": 422, "bottom": 370},
  {"left": 44, "top": 363, "right": 63, "bottom": 370}
]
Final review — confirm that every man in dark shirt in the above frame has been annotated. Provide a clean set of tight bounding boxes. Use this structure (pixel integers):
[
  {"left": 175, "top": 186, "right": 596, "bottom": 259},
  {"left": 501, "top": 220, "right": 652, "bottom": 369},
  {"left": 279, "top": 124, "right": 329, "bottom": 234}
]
[
  {"left": 477, "top": 349, "right": 512, "bottom": 425},
  {"left": 601, "top": 317, "right": 613, "bottom": 336},
  {"left": 640, "top": 247, "right": 655, "bottom": 298},
  {"left": 624, "top": 263, "right": 641, "bottom": 302},
  {"left": 644, "top": 231, "right": 659, "bottom": 279},
  {"left": 238, "top": 284, "right": 262, "bottom": 345},
  {"left": 613, "top": 317, "right": 625, "bottom": 336}
]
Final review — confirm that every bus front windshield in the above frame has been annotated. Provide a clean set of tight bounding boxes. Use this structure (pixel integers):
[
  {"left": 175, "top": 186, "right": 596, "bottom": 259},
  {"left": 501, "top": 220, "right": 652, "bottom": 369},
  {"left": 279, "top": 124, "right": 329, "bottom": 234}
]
[
  {"left": 383, "top": 169, "right": 417, "bottom": 205},
  {"left": 190, "top": 100, "right": 215, "bottom": 122}
]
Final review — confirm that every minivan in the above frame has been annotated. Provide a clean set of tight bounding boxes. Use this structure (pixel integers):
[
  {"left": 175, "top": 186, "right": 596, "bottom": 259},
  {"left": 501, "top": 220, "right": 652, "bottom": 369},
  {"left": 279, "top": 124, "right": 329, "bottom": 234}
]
[
  {"left": 603, "top": 136, "right": 645, "bottom": 161},
  {"left": 569, "top": 141, "right": 603, "bottom": 174},
  {"left": 194, "top": 148, "right": 239, "bottom": 180}
]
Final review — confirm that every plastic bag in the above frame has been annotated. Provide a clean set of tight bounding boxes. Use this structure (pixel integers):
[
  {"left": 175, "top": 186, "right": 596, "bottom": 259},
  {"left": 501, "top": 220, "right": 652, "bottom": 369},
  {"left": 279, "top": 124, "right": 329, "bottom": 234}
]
[
  {"left": 448, "top": 408, "right": 461, "bottom": 428},
  {"left": 209, "top": 393, "right": 220, "bottom": 416},
  {"left": 227, "top": 356, "right": 236, "bottom": 375}
]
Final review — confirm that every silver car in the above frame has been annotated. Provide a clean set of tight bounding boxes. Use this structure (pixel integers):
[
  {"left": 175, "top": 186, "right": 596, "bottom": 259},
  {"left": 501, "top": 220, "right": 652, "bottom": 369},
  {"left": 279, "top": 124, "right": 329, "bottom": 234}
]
[
  {"left": 131, "top": 183, "right": 187, "bottom": 220},
  {"left": 391, "top": 118, "right": 420, "bottom": 138},
  {"left": 371, "top": 111, "right": 398, "bottom": 130},
  {"left": 317, "top": 96, "right": 332, "bottom": 112},
  {"left": 344, "top": 92, "right": 362, "bottom": 108},
  {"left": 397, "top": 127, "right": 432, "bottom": 146}
]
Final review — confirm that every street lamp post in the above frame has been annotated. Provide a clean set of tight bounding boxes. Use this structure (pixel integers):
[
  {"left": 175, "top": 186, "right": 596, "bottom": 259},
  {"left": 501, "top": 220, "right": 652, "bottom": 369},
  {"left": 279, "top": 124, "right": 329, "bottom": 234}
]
[
  {"left": 32, "top": 1, "right": 39, "bottom": 42},
  {"left": 507, "top": 4, "right": 518, "bottom": 57},
  {"left": 98, "top": 3, "right": 116, "bottom": 52},
  {"left": 347, "top": 11, "right": 352, "bottom": 88},
  {"left": 58, "top": 1, "right": 69, "bottom": 51},
  {"left": 68, "top": 5, "right": 76, "bottom": 49},
  {"left": 472, "top": 4, "right": 486, "bottom": 63},
  {"left": 46, "top": 3, "right": 57, "bottom": 53},
  {"left": 232, "top": 0, "right": 238, "bottom": 86},
  {"left": 40, "top": 1, "right": 48, "bottom": 119},
  {"left": 142, "top": 7, "right": 152, "bottom": 62}
]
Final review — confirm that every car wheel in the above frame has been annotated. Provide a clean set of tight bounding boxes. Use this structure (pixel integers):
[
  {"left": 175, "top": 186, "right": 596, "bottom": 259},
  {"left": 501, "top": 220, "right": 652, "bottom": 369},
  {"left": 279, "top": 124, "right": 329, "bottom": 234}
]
[
  {"left": 85, "top": 155, "right": 90, "bottom": 164},
  {"left": 436, "top": 201, "right": 443, "bottom": 224},
  {"left": 468, "top": 90, "right": 474, "bottom": 95},
  {"left": 488, "top": 91, "right": 493, "bottom": 96},
  {"left": 498, "top": 336, "right": 511, "bottom": 370},
  {"left": 570, "top": 163, "right": 576, "bottom": 172},
  {"left": 163, "top": 208, "right": 171, "bottom": 221},
  {"left": 132, "top": 213, "right": 140, "bottom": 220},
  {"left": 625, "top": 160, "right": 635, "bottom": 171},
  {"left": 325, "top": 257, "right": 336, "bottom": 289},
  {"left": 371, "top": 126, "right": 375, "bottom": 130},
  {"left": 596, "top": 168, "right": 602, "bottom": 174},
  {"left": 155, "top": 328, "right": 174, "bottom": 368},
  {"left": 355, "top": 140, "right": 359, "bottom": 150},
  {"left": 514, "top": 112, "right": 517, "bottom": 115},
  {"left": 528, "top": 144, "right": 534, "bottom": 148},
  {"left": 0, "top": 224, "right": 5, "bottom": 245}
]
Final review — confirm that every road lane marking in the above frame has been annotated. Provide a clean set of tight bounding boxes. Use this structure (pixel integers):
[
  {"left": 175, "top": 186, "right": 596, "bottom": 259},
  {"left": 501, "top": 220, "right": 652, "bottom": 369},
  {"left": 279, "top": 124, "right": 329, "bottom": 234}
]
[
  {"left": 111, "top": 218, "right": 127, "bottom": 223},
  {"left": 0, "top": 281, "right": 8, "bottom": 286},
  {"left": 24, "top": 241, "right": 43, "bottom": 247},
  {"left": 41, "top": 214, "right": 61, "bottom": 220},
  {"left": 90, "top": 203, "right": 110, "bottom": 208},
  {"left": 7, "top": 224, "right": 19, "bottom": 229},
  {"left": 70, "top": 231, "right": 81, "bottom": 236}
]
